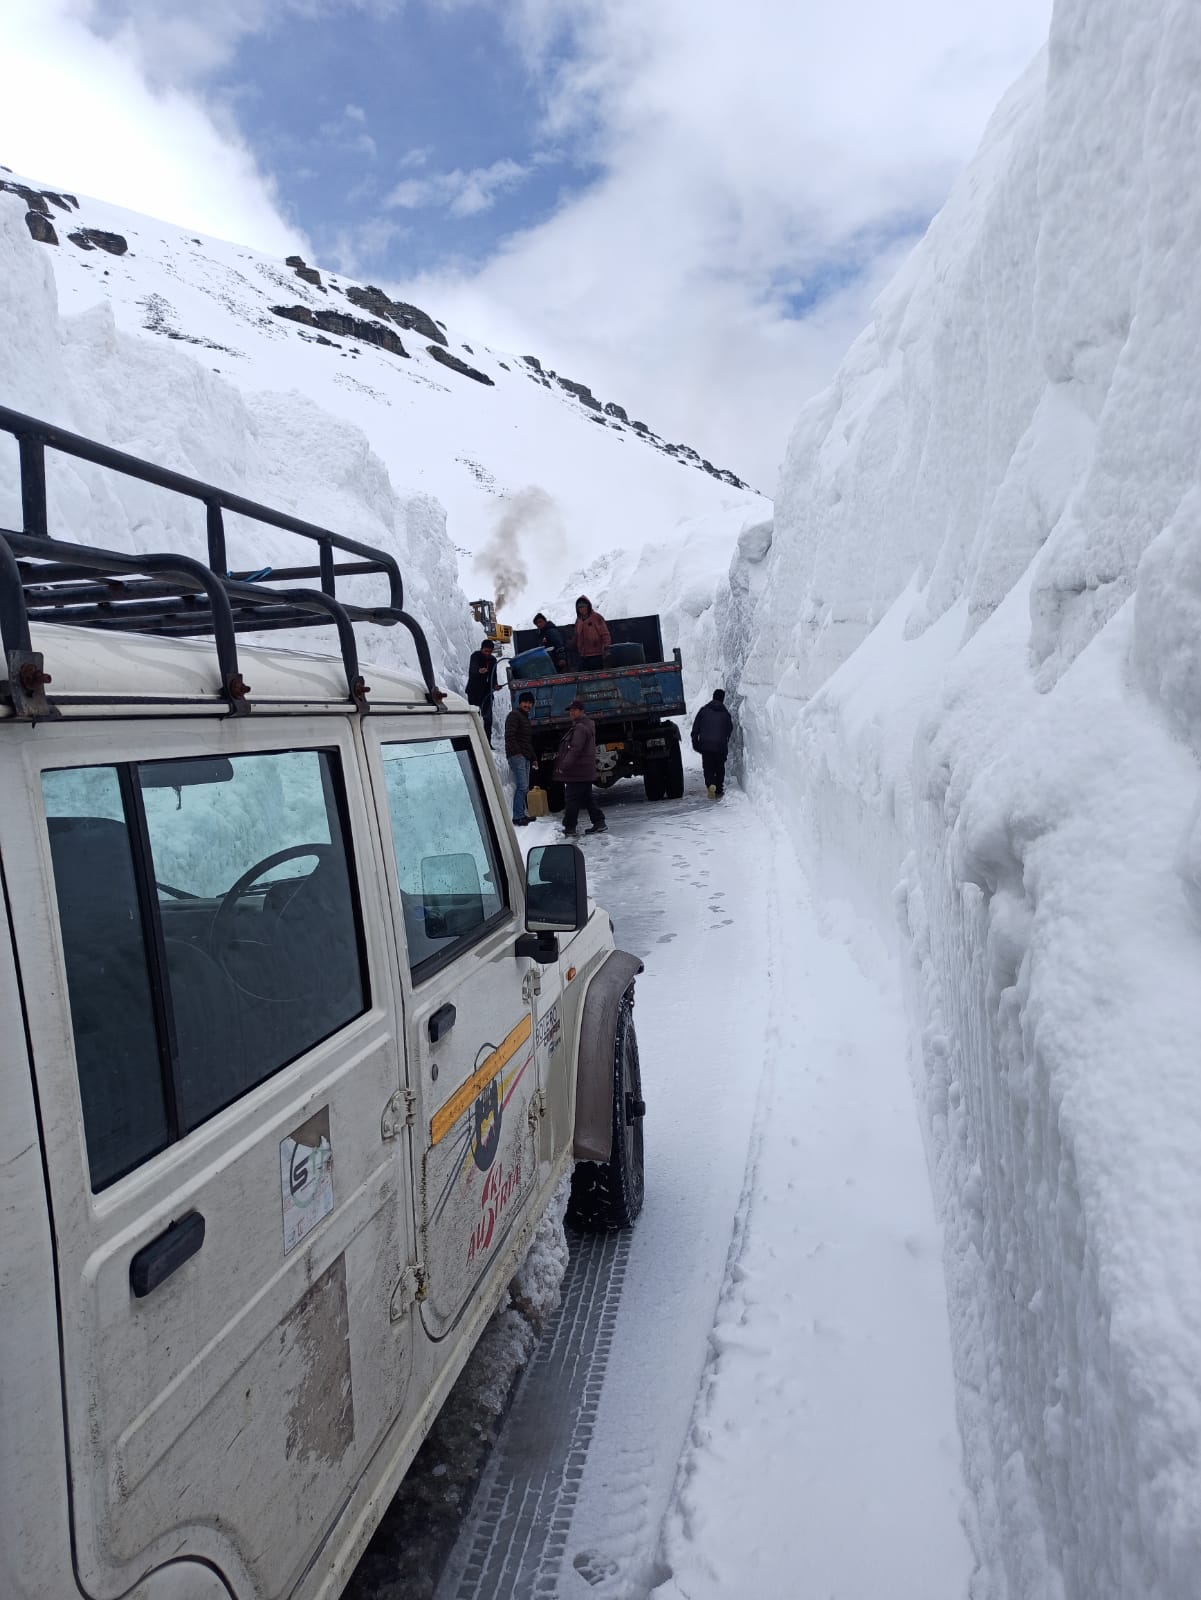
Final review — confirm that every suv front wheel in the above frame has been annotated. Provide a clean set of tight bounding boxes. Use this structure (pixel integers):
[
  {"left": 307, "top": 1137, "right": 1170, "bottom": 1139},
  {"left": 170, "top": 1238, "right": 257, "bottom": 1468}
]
[{"left": 567, "top": 992, "right": 646, "bottom": 1230}]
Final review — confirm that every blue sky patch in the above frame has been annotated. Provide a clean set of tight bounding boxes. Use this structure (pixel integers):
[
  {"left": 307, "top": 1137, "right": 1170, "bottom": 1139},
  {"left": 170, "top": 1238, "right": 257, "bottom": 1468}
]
[{"left": 212, "top": 6, "right": 596, "bottom": 275}]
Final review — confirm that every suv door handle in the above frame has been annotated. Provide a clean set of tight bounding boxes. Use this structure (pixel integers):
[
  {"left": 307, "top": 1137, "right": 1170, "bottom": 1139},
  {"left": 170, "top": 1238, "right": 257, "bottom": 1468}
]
[
  {"left": 428, "top": 1003, "right": 457, "bottom": 1043},
  {"left": 130, "top": 1211, "right": 206, "bottom": 1298}
]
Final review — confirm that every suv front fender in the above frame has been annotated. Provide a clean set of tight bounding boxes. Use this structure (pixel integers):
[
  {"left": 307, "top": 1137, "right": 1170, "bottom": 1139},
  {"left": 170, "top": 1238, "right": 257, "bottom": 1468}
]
[{"left": 573, "top": 949, "right": 644, "bottom": 1161}]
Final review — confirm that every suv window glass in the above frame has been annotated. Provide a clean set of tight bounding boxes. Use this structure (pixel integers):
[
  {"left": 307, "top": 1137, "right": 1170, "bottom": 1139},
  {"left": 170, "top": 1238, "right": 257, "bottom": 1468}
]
[
  {"left": 380, "top": 738, "right": 507, "bottom": 977},
  {"left": 42, "top": 749, "right": 367, "bottom": 1190},
  {"left": 42, "top": 768, "right": 169, "bottom": 1190}
]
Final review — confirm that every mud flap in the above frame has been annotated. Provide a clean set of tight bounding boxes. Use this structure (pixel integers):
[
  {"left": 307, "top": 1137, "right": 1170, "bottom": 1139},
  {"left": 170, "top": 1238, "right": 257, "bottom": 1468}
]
[{"left": 573, "top": 950, "right": 644, "bottom": 1161}]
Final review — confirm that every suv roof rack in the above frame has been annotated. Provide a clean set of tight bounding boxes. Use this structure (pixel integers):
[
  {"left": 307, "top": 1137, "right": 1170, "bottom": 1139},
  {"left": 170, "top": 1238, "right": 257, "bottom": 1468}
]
[{"left": 0, "top": 405, "right": 445, "bottom": 720}]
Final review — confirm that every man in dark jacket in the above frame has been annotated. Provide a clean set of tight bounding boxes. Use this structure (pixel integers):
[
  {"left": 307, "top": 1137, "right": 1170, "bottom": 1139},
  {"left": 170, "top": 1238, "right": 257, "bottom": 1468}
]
[
  {"left": 504, "top": 691, "right": 536, "bottom": 826},
  {"left": 532, "top": 612, "right": 567, "bottom": 671},
  {"left": 691, "top": 688, "right": 734, "bottom": 799},
  {"left": 554, "top": 700, "right": 607, "bottom": 835},
  {"left": 465, "top": 639, "right": 498, "bottom": 743}
]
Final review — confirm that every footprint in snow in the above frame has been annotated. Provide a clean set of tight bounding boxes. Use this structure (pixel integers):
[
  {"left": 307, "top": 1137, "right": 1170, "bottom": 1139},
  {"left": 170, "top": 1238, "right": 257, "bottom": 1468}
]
[{"left": 573, "top": 1550, "right": 621, "bottom": 1587}]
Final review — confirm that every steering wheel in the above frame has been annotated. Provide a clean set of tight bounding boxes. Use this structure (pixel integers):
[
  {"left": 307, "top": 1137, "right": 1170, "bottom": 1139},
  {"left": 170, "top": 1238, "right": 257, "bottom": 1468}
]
[{"left": 209, "top": 843, "right": 332, "bottom": 1002}]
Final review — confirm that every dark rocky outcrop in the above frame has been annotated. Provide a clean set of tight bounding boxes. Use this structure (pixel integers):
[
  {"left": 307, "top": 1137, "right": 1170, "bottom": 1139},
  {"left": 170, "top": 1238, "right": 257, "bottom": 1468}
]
[
  {"left": 557, "top": 376, "right": 602, "bottom": 410},
  {"left": 68, "top": 229, "right": 128, "bottom": 255},
  {"left": 284, "top": 255, "right": 324, "bottom": 288},
  {"left": 522, "top": 355, "right": 543, "bottom": 373},
  {"left": 270, "top": 304, "right": 409, "bottom": 357},
  {"left": 631, "top": 420, "right": 650, "bottom": 433},
  {"left": 426, "top": 346, "right": 494, "bottom": 386},
  {"left": 0, "top": 180, "right": 75, "bottom": 214},
  {"left": 24, "top": 211, "right": 58, "bottom": 245},
  {"left": 604, "top": 401, "right": 628, "bottom": 422},
  {"left": 343, "top": 285, "right": 447, "bottom": 346}
]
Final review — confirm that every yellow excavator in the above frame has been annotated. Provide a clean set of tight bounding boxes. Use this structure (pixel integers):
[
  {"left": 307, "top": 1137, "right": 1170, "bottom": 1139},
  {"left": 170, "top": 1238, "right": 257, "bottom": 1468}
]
[{"left": 469, "top": 598, "right": 513, "bottom": 651}]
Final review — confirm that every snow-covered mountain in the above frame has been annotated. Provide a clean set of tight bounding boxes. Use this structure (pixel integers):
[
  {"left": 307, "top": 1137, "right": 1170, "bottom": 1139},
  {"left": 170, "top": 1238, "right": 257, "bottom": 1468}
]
[{"left": 0, "top": 164, "right": 765, "bottom": 652}]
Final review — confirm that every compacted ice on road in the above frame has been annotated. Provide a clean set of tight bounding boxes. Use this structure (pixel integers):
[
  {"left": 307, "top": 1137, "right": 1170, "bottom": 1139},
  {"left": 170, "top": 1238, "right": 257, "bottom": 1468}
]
[{"left": 436, "top": 772, "right": 976, "bottom": 1600}]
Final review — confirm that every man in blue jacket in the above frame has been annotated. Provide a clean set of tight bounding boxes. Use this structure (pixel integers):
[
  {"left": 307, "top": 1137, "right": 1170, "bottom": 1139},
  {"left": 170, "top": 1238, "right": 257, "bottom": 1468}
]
[{"left": 690, "top": 689, "right": 734, "bottom": 799}]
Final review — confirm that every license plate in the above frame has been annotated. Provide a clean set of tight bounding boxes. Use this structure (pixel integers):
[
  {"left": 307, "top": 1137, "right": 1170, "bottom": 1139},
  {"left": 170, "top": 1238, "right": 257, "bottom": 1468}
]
[
  {"left": 606, "top": 742, "right": 625, "bottom": 751},
  {"left": 645, "top": 738, "right": 666, "bottom": 750}
]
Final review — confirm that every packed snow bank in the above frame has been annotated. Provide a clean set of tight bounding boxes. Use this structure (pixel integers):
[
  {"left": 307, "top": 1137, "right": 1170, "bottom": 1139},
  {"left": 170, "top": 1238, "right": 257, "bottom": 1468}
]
[
  {"left": 725, "top": 6, "right": 1201, "bottom": 1595},
  {"left": 0, "top": 191, "right": 475, "bottom": 687}
]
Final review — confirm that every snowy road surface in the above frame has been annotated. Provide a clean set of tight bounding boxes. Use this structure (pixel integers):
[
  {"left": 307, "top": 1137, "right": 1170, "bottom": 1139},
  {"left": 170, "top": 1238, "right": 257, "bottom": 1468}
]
[{"left": 437, "top": 773, "right": 975, "bottom": 1600}]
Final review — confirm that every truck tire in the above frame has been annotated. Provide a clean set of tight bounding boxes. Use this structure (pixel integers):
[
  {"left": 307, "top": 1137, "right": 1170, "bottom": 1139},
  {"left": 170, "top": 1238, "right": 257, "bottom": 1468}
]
[
  {"left": 664, "top": 740, "right": 684, "bottom": 800},
  {"left": 643, "top": 765, "right": 666, "bottom": 802},
  {"left": 546, "top": 780, "right": 565, "bottom": 813},
  {"left": 567, "top": 992, "right": 645, "bottom": 1231}
]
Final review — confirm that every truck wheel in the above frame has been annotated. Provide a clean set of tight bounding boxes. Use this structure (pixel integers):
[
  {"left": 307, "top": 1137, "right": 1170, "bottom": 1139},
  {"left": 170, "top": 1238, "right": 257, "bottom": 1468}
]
[
  {"left": 567, "top": 993, "right": 645, "bottom": 1231},
  {"left": 643, "top": 765, "right": 666, "bottom": 802},
  {"left": 546, "top": 780, "right": 565, "bottom": 813},
  {"left": 664, "top": 741, "right": 684, "bottom": 800}
]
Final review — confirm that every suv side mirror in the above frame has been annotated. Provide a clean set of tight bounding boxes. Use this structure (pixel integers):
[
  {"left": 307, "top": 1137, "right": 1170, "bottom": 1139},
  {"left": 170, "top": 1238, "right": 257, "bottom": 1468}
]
[{"left": 516, "top": 844, "right": 588, "bottom": 963}]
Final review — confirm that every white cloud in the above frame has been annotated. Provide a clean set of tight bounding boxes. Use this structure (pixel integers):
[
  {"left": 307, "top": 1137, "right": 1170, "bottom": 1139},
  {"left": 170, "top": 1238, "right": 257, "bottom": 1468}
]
[
  {"left": 319, "top": 104, "right": 379, "bottom": 158},
  {"left": 3, "top": 0, "right": 305, "bottom": 254},
  {"left": 386, "top": 157, "right": 530, "bottom": 218},
  {"left": 2, "top": 0, "right": 1054, "bottom": 494},
  {"left": 394, "top": 0, "right": 1052, "bottom": 489}
]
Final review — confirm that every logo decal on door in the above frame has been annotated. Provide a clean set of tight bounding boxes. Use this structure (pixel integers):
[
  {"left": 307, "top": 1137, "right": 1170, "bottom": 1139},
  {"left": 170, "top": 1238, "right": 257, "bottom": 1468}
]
[{"left": 281, "top": 1106, "right": 335, "bottom": 1254}]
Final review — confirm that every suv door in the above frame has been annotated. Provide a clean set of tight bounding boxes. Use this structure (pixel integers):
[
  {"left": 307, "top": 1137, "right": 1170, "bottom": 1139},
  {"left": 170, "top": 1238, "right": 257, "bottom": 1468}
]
[
  {"left": 363, "top": 718, "right": 543, "bottom": 1340},
  {"left": 6, "top": 719, "right": 415, "bottom": 1600}
]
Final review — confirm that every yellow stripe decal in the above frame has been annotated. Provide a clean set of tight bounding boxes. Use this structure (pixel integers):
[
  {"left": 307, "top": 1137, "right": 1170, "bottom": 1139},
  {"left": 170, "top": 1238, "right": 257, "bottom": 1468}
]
[{"left": 430, "top": 1014, "right": 533, "bottom": 1147}]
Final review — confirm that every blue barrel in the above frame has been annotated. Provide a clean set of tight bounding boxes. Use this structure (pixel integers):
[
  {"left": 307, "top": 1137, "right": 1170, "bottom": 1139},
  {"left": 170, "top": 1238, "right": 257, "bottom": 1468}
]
[{"left": 509, "top": 647, "right": 554, "bottom": 682}]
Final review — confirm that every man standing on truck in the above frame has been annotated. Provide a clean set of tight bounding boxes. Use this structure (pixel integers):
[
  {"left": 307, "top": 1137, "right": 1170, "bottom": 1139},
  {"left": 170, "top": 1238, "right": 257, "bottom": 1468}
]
[
  {"left": 533, "top": 611, "right": 567, "bottom": 671},
  {"left": 465, "top": 638, "right": 499, "bottom": 743},
  {"left": 573, "top": 596, "right": 611, "bottom": 671},
  {"left": 555, "top": 700, "right": 608, "bottom": 835},
  {"left": 505, "top": 690, "right": 536, "bottom": 826},
  {"left": 691, "top": 688, "right": 734, "bottom": 799}
]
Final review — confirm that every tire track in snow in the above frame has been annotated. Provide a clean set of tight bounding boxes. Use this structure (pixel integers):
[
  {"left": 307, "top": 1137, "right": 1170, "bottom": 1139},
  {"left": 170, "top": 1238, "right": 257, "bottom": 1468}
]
[
  {"left": 436, "top": 1228, "right": 631, "bottom": 1599},
  {"left": 436, "top": 780, "right": 775, "bottom": 1600}
]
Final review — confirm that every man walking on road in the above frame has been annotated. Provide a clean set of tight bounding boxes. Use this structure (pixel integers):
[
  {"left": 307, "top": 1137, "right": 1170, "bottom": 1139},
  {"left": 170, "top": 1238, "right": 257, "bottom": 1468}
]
[
  {"left": 505, "top": 690, "right": 536, "bottom": 826},
  {"left": 691, "top": 688, "right": 734, "bottom": 799},
  {"left": 555, "top": 699, "right": 607, "bottom": 835},
  {"left": 465, "top": 638, "right": 498, "bottom": 744}
]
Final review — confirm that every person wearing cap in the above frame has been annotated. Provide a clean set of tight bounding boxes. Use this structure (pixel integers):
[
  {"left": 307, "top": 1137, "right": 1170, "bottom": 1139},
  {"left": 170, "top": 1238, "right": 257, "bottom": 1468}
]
[
  {"left": 554, "top": 700, "right": 607, "bottom": 835},
  {"left": 465, "top": 638, "right": 499, "bottom": 743},
  {"left": 690, "top": 688, "right": 734, "bottom": 798},
  {"left": 505, "top": 690, "right": 537, "bottom": 826}
]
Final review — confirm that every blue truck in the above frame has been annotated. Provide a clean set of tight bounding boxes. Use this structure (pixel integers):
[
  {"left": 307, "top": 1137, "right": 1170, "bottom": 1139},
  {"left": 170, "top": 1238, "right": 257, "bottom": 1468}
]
[{"left": 507, "top": 614, "right": 687, "bottom": 809}]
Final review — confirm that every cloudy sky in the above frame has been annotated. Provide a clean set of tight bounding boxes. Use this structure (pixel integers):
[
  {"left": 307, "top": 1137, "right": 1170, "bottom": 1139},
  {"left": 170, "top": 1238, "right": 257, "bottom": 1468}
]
[{"left": 4, "top": 0, "right": 1051, "bottom": 490}]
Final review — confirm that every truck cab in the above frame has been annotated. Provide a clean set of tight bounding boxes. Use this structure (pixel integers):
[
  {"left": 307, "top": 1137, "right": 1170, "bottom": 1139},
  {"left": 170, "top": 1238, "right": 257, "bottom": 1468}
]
[{"left": 0, "top": 407, "right": 645, "bottom": 1600}]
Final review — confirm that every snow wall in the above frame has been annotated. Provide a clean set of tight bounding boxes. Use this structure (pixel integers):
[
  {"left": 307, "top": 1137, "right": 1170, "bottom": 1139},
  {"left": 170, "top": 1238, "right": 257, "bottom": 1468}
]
[
  {"left": 725, "top": 6, "right": 1201, "bottom": 1596},
  {"left": 0, "top": 195, "right": 475, "bottom": 688}
]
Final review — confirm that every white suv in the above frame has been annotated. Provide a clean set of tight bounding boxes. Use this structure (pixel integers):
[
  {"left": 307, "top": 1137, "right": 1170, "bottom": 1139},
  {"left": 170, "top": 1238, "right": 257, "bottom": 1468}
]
[{"left": 0, "top": 407, "right": 646, "bottom": 1600}]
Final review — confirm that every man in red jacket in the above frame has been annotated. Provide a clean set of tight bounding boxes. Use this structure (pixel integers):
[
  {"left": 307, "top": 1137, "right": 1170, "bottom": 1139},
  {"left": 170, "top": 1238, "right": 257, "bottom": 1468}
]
[
  {"left": 572, "top": 596, "right": 611, "bottom": 671},
  {"left": 554, "top": 700, "right": 607, "bottom": 835}
]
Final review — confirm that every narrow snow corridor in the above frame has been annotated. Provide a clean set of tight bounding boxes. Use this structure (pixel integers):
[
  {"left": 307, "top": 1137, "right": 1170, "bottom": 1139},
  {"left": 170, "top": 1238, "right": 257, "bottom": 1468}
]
[{"left": 440, "top": 773, "right": 975, "bottom": 1600}]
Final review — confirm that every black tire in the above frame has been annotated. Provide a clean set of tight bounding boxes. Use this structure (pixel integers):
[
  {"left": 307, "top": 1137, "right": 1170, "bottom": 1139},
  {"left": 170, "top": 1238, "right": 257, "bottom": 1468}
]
[
  {"left": 643, "top": 764, "right": 666, "bottom": 802},
  {"left": 546, "top": 780, "right": 565, "bottom": 814},
  {"left": 567, "top": 993, "right": 645, "bottom": 1231},
  {"left": 664, "top": 740, "right": 684, "bottom": 800}
]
